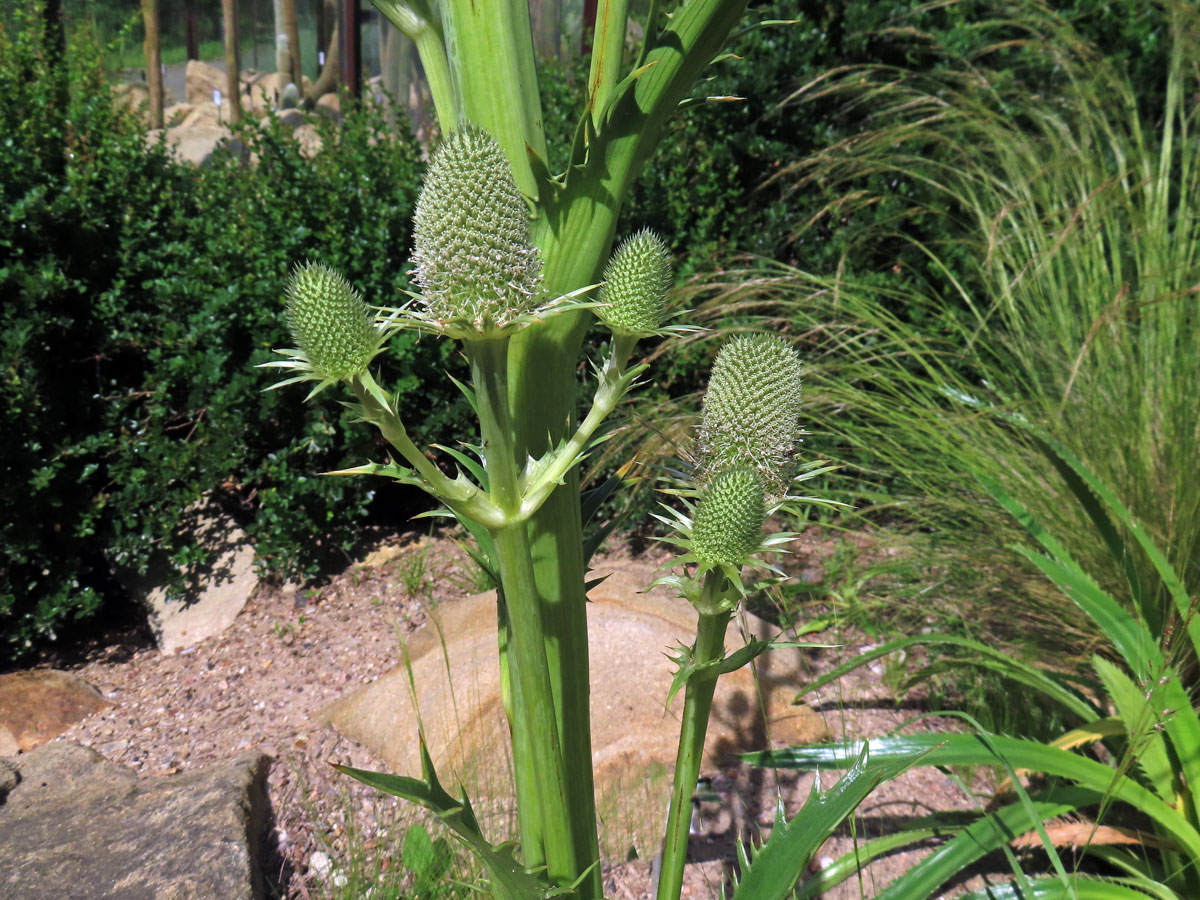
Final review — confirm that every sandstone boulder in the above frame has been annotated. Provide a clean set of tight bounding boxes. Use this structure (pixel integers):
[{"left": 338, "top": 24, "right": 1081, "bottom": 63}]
[
  {"left": 0, "top": 669, "right": 110, "bottom": 753},
  {"left": 275, "top": 108, "right": 308, "bottom": 131},
  {"left": 164, "top": 102, "right": 194, "bottom": 126},
  {"left": 149, "top": 124, "right": 242, "bottom": 168},
  {"left": 185, "top": 59, "right": 226, "bottom": 106},
  {"left": 121, "top": 502, "right": 257, "bottom": 652},
  {"left": 0, "top": 741, "right": 268, "bottom": 900},
  {"left": 179, "top": 101, "right": 222, "bottom": 128},
  {"left": 319, "top": 560, "right": 826, "bottom": 851},
  {"left": 314, "top": 92, "right": 341, "bottom": 122},
  {"left": 293, "top": 123, "right": 323, "bottom": 158},
  {"left": 244, "top": 72, "right": 287, "bottom": 116}
]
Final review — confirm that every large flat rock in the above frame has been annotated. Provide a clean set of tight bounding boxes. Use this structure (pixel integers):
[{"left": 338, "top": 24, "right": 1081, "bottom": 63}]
[
  {"left": 0, "top": 741, "right": 268, "bottom": 900},
  {"left": 319, "top": 560, "right": 826, "bottom": 850},
  {"left": 0, "top": 669, "right": 110, "bottom": 753}
]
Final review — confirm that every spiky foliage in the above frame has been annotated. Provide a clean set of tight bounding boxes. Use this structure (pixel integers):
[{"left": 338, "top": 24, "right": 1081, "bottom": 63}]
[
  {"left": 410, "top": 124, "right": 544, "bottom": 334},
  {"left": 698, "top": 335, "right": 803, "bottom": 498},
  {"left": 690, "top": 467, "right": 767, "bottom": 569},
  {"left": 596, "top": 229, "right": 672, "bottom": 336}
]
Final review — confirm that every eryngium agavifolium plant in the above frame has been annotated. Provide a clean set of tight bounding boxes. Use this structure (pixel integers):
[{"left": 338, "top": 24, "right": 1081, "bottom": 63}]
[{"left": 263, "top": 5, "right": 873, "bottom": 898}]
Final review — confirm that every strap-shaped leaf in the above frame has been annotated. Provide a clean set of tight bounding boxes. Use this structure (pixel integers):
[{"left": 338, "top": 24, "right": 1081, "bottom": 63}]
[
  {"left": 747, "top": 734, "right": 1200, "bottom": 861},
  {"left": 730, "top": 741, "right": 932, "bottom": 899},
  {"left": 792, "top": 826, "right": 952, "bottom": 898},
  {"left": 873, "top": 788, "right": 1093, "bottom": 900},
  {"left": 796, "top": 633, "right": 1098, "bottom": 722},
  {"left": 958, "top": 877, "right": 1183, "bottom": 899}
]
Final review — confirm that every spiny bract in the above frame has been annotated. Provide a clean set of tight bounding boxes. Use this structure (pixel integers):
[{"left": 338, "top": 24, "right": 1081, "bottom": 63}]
[
  {"left": 690, "top": 467, "right": 767, "bottom": 569},
  {"left": 411, "top": 124, "right": 543, "bottom": 331},
  {"left": 597, "top": 229, "right": 672, "bottom": 336},
  {"left": 698, "top": 334, "right": 802, "bottom": 498},
  {"left": 285, "top": 262, "right": 376, "bottom": 380}
]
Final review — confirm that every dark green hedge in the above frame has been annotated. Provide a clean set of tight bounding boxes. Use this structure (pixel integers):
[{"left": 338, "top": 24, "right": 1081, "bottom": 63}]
[{"left": 0, "top": 9, "right": 467, "bottom": 661}]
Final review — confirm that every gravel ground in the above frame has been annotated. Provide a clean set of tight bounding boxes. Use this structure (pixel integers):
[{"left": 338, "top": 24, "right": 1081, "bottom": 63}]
[{"left": 52, "top": 529, "right": 1010, "bottom": 898}]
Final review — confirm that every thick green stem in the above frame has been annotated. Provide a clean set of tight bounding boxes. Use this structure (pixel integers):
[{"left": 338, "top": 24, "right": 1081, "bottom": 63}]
[
  {"left": 657, "top": 574, "right": 733, "bottom": 900},
  {"left": 518, "top": 335, "right": 640, "bottom": 521},
  {"left": 467, "top": 338, "right": 578, "bottom": 886},
  {"left": 441, "top": 0, "right": 547, "bottom": 197}
]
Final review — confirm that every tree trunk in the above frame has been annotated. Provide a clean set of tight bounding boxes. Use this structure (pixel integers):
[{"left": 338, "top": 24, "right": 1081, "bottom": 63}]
[
  {"left": 314, "top": 0, "right": 328, "bottom": 76},
  {"left": 250, "top": 0, "right": 260, "bottom": 70},
  {"left": 282, "top": 0, "right": 304, "bottom": 88},
  {"left": 378, "top": 16, "right": 413, "bottom": 127},
  {"left": 273, "top": 0, "right": 292, "bottom": 85},
  {"left": 141, "top": 0, "right": 163, "bottom": 129},
  {"left": 222, "top": 0, "right": 243, "bottom": 123},
  {"left": 580, "top": 0, "right": 596, "bottom": 55},
  {"left": 304, "top": 21, "right": 339, "bottom": 103}
]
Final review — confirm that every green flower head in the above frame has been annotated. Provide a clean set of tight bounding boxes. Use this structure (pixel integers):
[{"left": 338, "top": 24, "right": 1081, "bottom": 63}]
[
  {"left": 698, "top": 334, "right": 803, "bottom": 498},
  {"left": 410, "top": 124, "right": 544, "bottom": 336},
  {"left": 690, "top": 466, "right": 767, "bottom": 570},
  {"left": 260, "top": 262, "right": 387, "bottom": 398},
  {"left": 284, "top": 262, "right": 377, "bottom": 380},
  {"left": 596, "top": 229, "right": 672, "bottom": 337}
]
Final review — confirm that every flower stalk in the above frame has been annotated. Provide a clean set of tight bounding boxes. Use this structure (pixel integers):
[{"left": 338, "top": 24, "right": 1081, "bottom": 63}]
[{"left": 657, "top": 571, "right": 736, "bottom": 900}]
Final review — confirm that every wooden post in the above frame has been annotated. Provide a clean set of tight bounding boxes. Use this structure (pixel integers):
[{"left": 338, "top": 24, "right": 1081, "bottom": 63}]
[
  {"left": 379, "top": 16, "right": 412, "bottom": 127},
  {"left": 305, "top": 21, "right": 339, "bottom": 103},
  {"left": 338, "top": 0, "right": 361, "bottom": 103},
  {"left": 250, "top": 0, "right": 260, "bottom": 70},
  {"left": 222, "top": 0, "right": 243, "bottom": 123},
  {"left": 184, "top": 0, "right": 200, "bottom": 60},
  {"left": 314, "top": 0, "right": 327, "bottom": 77},
  {"left": 580, "top": 0, "right": 596, "bottom": 55},
  {"left": 273, "top": 0, "right": 292, "bottom": 86},
  {"left": 141, "top": 0, "right": 164, "bottom": 129}
]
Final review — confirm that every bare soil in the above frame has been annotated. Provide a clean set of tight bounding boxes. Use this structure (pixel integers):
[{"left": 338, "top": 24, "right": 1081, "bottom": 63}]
[{"left": 51, "top": 528, "right": 1013, "bottom": 898}]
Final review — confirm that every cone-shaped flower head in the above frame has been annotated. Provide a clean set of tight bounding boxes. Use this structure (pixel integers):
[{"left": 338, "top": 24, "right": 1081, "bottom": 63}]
[
  {"left": 285, "top": 262, "right": 377, "bottom": 381},
  {"left": 411, "top": 124, "right": 543, "bottom": 334},
  {"left": 698, "top": 334, "right": 803, "bottom": 498},
  {"left": 597, "top": 229, "right": 672, "bottom": 336},
  {"left": 690, "top": 467, "right": 767, "bottom": 569}
]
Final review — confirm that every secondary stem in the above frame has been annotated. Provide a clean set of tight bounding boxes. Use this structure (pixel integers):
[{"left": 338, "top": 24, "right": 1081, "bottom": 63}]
[{"left": 657, "top": 572, "right": 733, "bottom": 900}]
